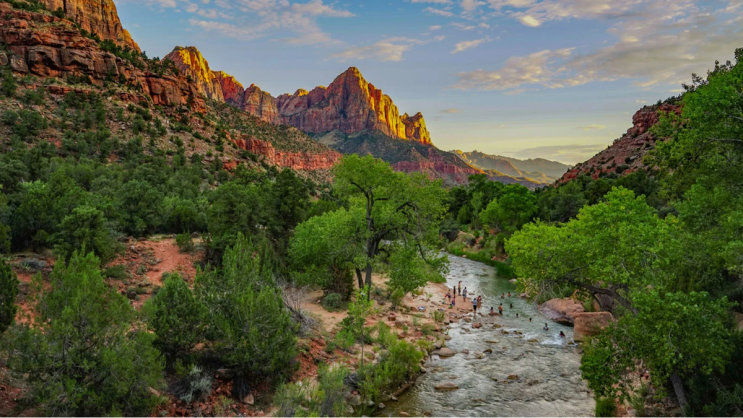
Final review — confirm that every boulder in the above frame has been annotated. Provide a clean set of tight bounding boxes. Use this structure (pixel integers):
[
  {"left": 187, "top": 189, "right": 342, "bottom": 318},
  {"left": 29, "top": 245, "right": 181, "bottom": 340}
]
[
  {"left": 573, "top": 312, "right": 616, "bottom": 341},
  {"left": 538, "top": 298, "right": 585, "bottom": 324},
  {"left": 438, "top": 347, "right": 456, "bottom": 358},
  {"left": 507, "top": 374, "right": 519, "bottom": 380},
  {"left": 399, "top": 412, "right": 410, "bottom": 417},
  {"left": 472, "top": 322, "right": 482, "bottom": 329}
]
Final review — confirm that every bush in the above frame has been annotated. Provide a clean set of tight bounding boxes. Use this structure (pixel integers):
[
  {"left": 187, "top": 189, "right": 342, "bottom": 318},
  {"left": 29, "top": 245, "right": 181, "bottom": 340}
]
[
  {"left": 5, "top": 252, "right": 164, "bottom": 416},
  {"left": 390, "top": 287, "right": 404, "bottom": 309},
  {"left": 175, "top": 232, "right": 195, "bottom": 253},
  {"left": 0, "top": 69, "right": 16, "bottom": 97},
  {"left": 171, "top": 365, "right": 213, "bottom": 404},
  {"left": 53, "top": 205, "right": 116, "bottom": 262},
  {"left": 102, "top": 264, "right": 129, "bottom": 279},
  {"left": 595, "top": 397, "right": 617, "bottom": 417},
  {"left": 0, "top": 258, "right": 18, "bottom": 333},
  {"left": 143, "top": 273, "right": 206, "bottom": 364},
  {"left": 322, "top": 292, "right": 343, "bottom": 311},
  {"left": 274, "top": 364, "right": 349, "bottom": 417},
  {"left": 195, "top": 236, "right": 297, "bottom": 393}
]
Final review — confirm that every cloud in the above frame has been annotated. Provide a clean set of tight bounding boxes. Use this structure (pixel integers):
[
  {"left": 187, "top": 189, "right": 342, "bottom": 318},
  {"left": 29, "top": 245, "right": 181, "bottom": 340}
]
[
  {"left": 452, "top": 22, "right": 476, "bottom": 30},
  {"left": 452, "top": 1, "right": 743, "bottom": 92},
  {"left": 412, "top": 0, "right": 451, "bottom": 3},
  {"left": 494, "top": 123, "right": 506, "bottom": 128},
  {"left": 518, "top": 15, "right": 540, "bottom": 27},
  {"left": 333, "top": 37, "right": 428, "bottom": 62},
  {"left": 461, "top": 0, "right": 485, "bottom": 12},
  {"left": 441, "top": 108, "right": 461, "bottom": 113},
  {"left": 429, "top": 25, "right": 443, "bottom": 30},
  {"left": 451, "top": 37, "right": 490, "bottom": 53},
  {"left": 510, "top": 144, "right": 607, "bottom": 164},
  {"left": 424, "top": 7, "right": 454, "bottom": 16},
  {"left": 577, "top": 124, "right": 607, "bottom": 130},
  {"left": 451, "top": 48, "right": 574, "bottom": 90},
  {"left": 177, "top": 0, "right": 353, "bottom": 44}
]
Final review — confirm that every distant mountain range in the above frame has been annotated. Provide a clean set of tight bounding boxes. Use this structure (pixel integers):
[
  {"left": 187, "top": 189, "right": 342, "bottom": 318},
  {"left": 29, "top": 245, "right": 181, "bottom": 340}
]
[{"left": 451, "top": 150, "right": 572, "bottom": 185}]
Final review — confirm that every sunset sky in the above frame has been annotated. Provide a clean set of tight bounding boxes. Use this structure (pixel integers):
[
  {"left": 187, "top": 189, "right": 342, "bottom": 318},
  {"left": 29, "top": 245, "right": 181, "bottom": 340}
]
[{"left": 116, "top": 0, "right": 743, "bottom": 164}]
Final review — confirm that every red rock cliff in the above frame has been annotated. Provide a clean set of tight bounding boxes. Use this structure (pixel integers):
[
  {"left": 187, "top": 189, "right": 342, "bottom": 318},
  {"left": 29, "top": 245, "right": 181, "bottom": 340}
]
[
  {"left": 0, "top": 4, "right": 205, "bottom": 112},
  {"left": 164, "top": 46, "right": 223, "bottom": 101},
  {"left": 240, "top": 84, "right": 281, "bottom": 124},
  {"left": 402, "top": 112, "right": 431, "bottom": 145},
  {"left": 213, "top": 70, "right": 244, "bottom": 106},
  {"left": 40, "top": 0, "right": 139, "bottom": 52},
  {"left": 559, "top": 103, "right": 682, "bottom": 183},
  {"left": 231, "top": 137, "right": 342, "bottom": 171}
]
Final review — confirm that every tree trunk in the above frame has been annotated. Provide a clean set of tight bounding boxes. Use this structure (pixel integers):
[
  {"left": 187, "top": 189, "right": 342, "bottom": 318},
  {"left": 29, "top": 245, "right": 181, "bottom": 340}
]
[
  {"left": 670, "top": 371, "right": 688, "bottom": 415},
  {"left": 355, "top": 268, "right": 364, "bottom": 289},
  {"left": 364, "top": 263, "right": 373, "bottom": 300}
]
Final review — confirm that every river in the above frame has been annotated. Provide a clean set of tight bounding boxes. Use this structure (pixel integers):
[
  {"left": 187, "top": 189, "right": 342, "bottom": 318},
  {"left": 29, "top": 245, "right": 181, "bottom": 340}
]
[{"left": 378, "top": 255, "right": 595, "bottom": 417}]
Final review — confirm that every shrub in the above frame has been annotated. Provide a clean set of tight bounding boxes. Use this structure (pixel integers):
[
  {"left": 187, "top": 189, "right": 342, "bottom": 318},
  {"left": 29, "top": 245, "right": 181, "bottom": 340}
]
[
  {"left": 175, "top": 232, "right": 195, "bottom": 253},
  {"left": 433, "top": 310, "right": 445, "bottom": 323},
  {"left": 274, "top": 364, "right": 349, "bottom": 417},
  {"left": 0, "top": 258, "right": 18, "bottom": 333},
  {"left": 195, "top": 236, "right": 297, "bottom": 394},
  {"left": 595, "top": 397, "right": 617, "bottom": 417},
  {"left": 53, "top": 205, "right": 116, "bottom": 262},
  {"left": 0, "top": 69, "right": 16, "bottom": 97},
  {"left": 18, "top": 258, "right": 45, "bottom": 271},
  {"left": 5, "top": 252, "right": 164, "bottom": 416},
  {"left": 390, "top": 288, "right": 404, "bottom": 309},
  {"left": 143, "top": 273, "right": 206, "bottom": 364},
  {"left": 171, "top": 365, "right": 213, "bottom": 404},
  {"left": 322, "top": 292, "right": 343, "bottom": 311},
  {"left": 102, "top": 264, "right": 129, "bottom": 279}
]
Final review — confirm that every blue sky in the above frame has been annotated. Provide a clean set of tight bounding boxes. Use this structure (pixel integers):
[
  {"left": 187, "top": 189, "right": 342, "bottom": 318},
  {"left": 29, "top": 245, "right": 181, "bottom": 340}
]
[{"left": 116, "top": 0, "right": 743, "bottom": 164}]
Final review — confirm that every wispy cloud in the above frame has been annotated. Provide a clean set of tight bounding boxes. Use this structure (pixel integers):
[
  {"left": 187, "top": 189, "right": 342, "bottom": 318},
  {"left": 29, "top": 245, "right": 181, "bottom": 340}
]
[
  {"left": 424, "top": 7, "right": 454, "bottom": 17},
  {"left": 440, "top": 108, "right": 461, "bottom": 114},
  {"left": 333, "top": 36, "right": 447, "bottom": 62},
  {"left": 577, "top": 124, "right": 607, "bottom": 130},
  {"left": 451, "top": 37, "right": 491, "bottom": 53}
]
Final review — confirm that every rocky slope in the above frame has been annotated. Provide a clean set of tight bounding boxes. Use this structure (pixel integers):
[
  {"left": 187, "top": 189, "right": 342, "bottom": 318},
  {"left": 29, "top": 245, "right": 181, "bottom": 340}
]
[
  {"left": 558, "top": 103, "right": 682, "bottom": 183},
  {"left": 0, "top": 4, "right": 205, "bottom": 112},
  {"left": 163, "top": 46, "right": 223, "bottom": 101},
  {"left": 41, "top": 0, "right": 139, "bottom": 51}
]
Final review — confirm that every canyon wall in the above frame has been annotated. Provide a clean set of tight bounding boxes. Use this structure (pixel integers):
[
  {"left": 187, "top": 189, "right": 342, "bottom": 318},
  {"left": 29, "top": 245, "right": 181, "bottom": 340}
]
[{"left": 40, "top": 0, "right": 139, "bottom": 51}]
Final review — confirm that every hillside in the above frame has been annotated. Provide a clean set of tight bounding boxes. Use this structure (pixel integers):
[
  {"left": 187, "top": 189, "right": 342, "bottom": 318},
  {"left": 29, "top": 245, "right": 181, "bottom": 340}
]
[
  {"left": 452, "top": 150, "right": 571, "bottom": 184},
  {"left": 559, "top": 102, "right": 682, "bottom": 183}
]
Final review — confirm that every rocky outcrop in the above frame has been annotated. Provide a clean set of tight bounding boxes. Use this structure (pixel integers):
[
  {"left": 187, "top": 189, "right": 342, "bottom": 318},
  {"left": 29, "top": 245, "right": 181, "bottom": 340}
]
[
  {"left": 164, "top": 46, "right": 223, "bottom": 101},
  {"left": 280, "top": 67, "right": 429, "bottom": 142},
  {"left": 402, "top": 112, "right": 431, "bottom": 145},
  {"left": 559, "top": 102, "right": 682, "bottom": 183},
  {"left": 231, "top": 137, "right": 342, "bottom": 171},
  {"left": 573, "top": 312, "right": 616, "bottom": 342},
  {"left": 40, "top": 0, "right": 139, "bottom": 51},
  {"left": 213, "top": 71, "right": 244, "bottom": 106},
  {"left": 240, "top": 84, "right": 281, "bottom": 124},
  {"left": 538, "top": 298, "right": 585, "bottom": 324},
  {"left": 0, "top": 5, "right": 205, "bottom": 112}
]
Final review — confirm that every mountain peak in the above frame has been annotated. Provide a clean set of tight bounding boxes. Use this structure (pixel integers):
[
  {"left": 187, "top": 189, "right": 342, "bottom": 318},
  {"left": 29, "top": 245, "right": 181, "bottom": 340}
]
[{"left": 41, "top": 0, "right": 139, "bottom": 51}]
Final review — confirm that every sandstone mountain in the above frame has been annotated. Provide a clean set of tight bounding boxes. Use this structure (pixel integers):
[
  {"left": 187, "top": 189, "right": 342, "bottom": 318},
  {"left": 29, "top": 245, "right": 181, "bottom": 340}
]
[
  {"left": 41, "top": 0, "right": 139, "bottom": 51},
  {"left": 453, "top": 150, "right": 571, "bottom": 184},
  {"left": 162, "top": 47, "right": 432, "bottom": 145},
  {"left": 558, "top": 102, "right": 682, "bottom": 183}
]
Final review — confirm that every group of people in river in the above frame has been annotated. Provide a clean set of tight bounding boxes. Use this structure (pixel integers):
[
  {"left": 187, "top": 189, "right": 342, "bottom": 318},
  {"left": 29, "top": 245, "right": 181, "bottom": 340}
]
[{"left": 444, "top": 281, "right": 567, "bottom": 338}]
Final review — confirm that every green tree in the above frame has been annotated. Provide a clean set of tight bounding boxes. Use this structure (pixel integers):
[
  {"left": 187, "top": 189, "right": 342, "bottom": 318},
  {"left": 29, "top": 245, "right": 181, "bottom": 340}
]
[
  {"left": 330, "top": 155, "right": 447, "bottom": 293},
  {"left": 143, "top": 273, "right": 206, "bottom": 364},
  {"left": 479, "top": 184, "right": 537, "bottom": 234},
  {"left": 581, "top": 291, "right": 734, "bottom": 410},
  {"left": 347, "top": 286, "right": 373, "bottom": 367},
  {"left": 52, "top": 205, "right": 115, "bottom": 262},
  {"left": 0, "top": 257, "right": 18, "bottom": 333},
  {"left": 196, "top": 236, "right": 296, "bottom": 393},
  {"left": 5, "top": 252, "right": 164, "bottom": 416},
  {"left": 387, "top": 244, "right": 447, "bottom": 297}
]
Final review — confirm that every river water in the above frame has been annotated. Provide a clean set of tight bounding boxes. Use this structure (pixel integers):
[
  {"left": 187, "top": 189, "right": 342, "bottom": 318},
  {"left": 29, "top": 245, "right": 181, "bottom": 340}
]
[{"left": 378, "top": 255, "right": 595, "bottom": 417}]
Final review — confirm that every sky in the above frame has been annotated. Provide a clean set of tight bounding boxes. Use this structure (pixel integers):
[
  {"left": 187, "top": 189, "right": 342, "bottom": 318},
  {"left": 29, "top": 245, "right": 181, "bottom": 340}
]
[{"left": 115, "top": 0, "right": 743, "bottom": 164}]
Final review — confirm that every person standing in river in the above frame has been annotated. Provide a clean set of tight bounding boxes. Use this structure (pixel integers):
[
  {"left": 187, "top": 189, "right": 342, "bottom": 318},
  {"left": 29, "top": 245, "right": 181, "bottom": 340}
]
[
  {"left": 463, "top": 287, "right": 468, "bottom": 299},
  {"left": 472, "top": 296, "right": 478, "bottom": 314},
  {"left": 498, "top": 304, "right": 503, "bottom": 315},
  {"left": 458, "top": 281, "right": 462, "bottom": 295}
]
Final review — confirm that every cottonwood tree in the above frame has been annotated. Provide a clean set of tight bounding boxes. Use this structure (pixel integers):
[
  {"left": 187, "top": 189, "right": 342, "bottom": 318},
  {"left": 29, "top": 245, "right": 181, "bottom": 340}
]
[{"left": 294, "top": 155, "right": 448, "bottom": 297}]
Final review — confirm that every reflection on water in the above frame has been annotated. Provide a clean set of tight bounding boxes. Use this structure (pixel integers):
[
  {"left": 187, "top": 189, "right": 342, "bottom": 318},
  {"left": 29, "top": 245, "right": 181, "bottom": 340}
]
[{"left": 378, "top": 255, "right": 595, "bottom": 417}]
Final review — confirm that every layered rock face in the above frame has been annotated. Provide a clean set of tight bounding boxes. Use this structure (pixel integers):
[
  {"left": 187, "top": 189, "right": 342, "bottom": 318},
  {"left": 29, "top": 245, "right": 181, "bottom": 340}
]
[
  {"left": 40, "top": 0, "right": 139, "bottom": 51},
  {"left": 240, "top": 84, "right": 281, "bottom": 124},
  {"left": 392, "top": 147, "right": 479, "bottom": 184},
  {"left": 538, "top": 298, "right": 585, "bottom": 324},
  {"left": 213, "top": 71, "right": 244, "bottom": 106},
  {"left": 281, "top": 67, "right": 412, "bottom": 141},
  {"left": 0, "top": 5, "right": 205, "bottom": 112},
  {"left": 401, "top": 112, "right": 431, "bottom": 145},
  {"left": 164, "top": 46, "right": 223, "bottom": 101},
  {"left": 231, "top": 137, "right": 342, "bottom": 171},
  {"left": 573, "top": 312, "right": 616, "bottom": 342},
  {"left": 559, "top": 103, "right": 682, "bottom": 183}
]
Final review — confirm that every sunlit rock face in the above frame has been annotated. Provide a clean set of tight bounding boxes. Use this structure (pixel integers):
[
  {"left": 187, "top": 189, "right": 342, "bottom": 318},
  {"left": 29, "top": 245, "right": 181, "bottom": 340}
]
[
  {"left": 279, "top": 67, "right": 432, "bottom": 144},
  {"left": 213, "top": 71, "right": 245, "bottom": 106},
  {"left": 240, "top": 84, "right": 282, "bottom": 124},
  {"left": 559, "top": 102, "right": 683, "bottom": 183},
  {"left": 164, "top": 46, "right": 224, "bottom": 101},
  {"left": 0, "top": 4, "right": 205, "bottom": 112},
  {"left": 231, "top": 137, "right": 342, "bottom": 170},
  {"left": 40, "top": 0, "right": 139, "bottom": 52}
]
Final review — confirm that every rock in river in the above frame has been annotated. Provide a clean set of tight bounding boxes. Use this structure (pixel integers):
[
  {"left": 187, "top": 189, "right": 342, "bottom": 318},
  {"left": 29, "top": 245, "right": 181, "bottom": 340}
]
[
  {"left": 438, "top": 347, "right": 456, "bottom": 358},
  {"left": 434, "top": 382, "right": 459, "bottom": 391}
]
